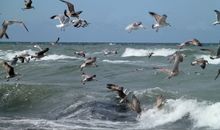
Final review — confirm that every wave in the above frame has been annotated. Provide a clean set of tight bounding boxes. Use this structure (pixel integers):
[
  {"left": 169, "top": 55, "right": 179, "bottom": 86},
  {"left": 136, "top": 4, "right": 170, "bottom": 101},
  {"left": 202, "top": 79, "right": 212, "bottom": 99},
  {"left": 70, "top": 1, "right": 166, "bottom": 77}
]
[
  {"left": 0, "top": 49, "right": 80, "bottom": 61},
  {"left": 121, "top": 48, "right": 178, "bottom": 57},
  {"left": 138, "top": 98, "right": 220, "bottom": 129},
  {"left": 195, "top": 54, "right": 220, "bottom": 65},
  {"left": 0, "top": 49, "right": 36, "bottom": 60},
  {"left": 102, "top": 59, "right": 144, "bottom": 65},
  {"left": 41, "top": 54, "right": 80, "bottom": 61}
]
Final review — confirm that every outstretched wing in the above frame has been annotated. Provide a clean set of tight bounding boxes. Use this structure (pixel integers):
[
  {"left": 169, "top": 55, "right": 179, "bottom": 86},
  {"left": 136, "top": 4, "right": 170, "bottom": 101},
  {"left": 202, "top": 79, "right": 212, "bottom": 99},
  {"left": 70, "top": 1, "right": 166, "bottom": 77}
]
[
  {"left": 25, "top": 0, "right": 32, "bottom": 7},
  {"left": 60, "top": 0, "right": 75, "bottom": 13},
  {"left": 149, "top": 12, "right": 162, "bottom": 23},
  {"left": 51, "top": 15, "right": 67, "bottom": 24},
  {"left": 214, "top": 10, "right": 220, "bottom": 21},
  {"left": 7, "top": 20, "right": 29, "bottom": 32}
]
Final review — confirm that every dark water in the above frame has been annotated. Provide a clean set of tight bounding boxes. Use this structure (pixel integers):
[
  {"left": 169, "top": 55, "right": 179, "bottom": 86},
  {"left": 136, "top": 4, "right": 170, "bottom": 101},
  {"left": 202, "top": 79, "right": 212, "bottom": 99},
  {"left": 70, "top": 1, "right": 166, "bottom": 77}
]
[{"left": 0, "top": 42, "right": 220, "bottom": 130}]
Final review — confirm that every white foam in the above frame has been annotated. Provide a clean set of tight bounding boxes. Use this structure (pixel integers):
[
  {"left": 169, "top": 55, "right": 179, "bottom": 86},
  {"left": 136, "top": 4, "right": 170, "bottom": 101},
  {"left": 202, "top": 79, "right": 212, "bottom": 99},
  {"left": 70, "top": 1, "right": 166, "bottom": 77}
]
[
  {"left": 0, "top": 49, "right": 36, "bottom": 60},
  {"left": 195, "top": 54, "right": 220, "bottom": 65},
  {"left": 41, "top": 54, "right": 80, "bottom": 61},
  {"left": 138, "top": 98, "right": 220, "bottom": 129},
  {"left": 102, "top": 59, "right": 144, "bottom": 64},
  {"left": 121, "top": 48, "right": 177, "bottom": 57}
]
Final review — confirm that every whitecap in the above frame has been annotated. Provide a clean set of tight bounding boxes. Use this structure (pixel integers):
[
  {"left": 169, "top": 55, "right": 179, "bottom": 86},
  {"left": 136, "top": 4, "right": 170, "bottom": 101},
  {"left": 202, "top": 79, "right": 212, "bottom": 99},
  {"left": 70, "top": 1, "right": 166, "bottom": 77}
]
[
  {"left": 121, "top": 48, "right": 177, "bottom": 57},
  {"left": 138, "top": 98, "right": 220, "bottom": 129}
]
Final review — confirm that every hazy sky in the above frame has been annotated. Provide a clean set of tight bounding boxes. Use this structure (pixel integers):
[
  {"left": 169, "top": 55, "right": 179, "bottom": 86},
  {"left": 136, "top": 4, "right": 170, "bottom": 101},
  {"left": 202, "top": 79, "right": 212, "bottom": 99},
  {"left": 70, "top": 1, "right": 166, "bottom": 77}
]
[{"left": 0, "top": 0, "right": 220, "bottom": 43}]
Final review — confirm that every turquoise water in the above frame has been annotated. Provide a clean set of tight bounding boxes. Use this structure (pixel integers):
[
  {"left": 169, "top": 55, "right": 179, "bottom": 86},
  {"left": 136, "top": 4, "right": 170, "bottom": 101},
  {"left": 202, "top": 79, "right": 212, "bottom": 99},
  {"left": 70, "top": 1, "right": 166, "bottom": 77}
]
[{"left": 0, "top": 42, "right": 220, "bottom": 130}]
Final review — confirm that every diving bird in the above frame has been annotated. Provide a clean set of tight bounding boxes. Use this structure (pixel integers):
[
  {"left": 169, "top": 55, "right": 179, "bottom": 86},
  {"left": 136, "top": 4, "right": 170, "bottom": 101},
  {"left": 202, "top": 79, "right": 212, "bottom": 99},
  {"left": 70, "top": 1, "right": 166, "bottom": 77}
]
[
  {"left": 178, "top": 38, "right": 202, "bottom": 49},
  {"left": 60, "top": 0, "right": 82, "bottom": 18},
  {"left": 22, "top": 0, "right": 34, "bottom": 10},
  {"left": 125, "top": 22, "right": 145, "bottom": 33},
  {"left": 200, "top": 46, "right": 220, "bottom": 59},
  {"left": 154, "top": 51, "right": 184, "bottom": 79},
  {"left": 213, "top": 10, "right": 220, "bottom": 25},
  {"left": 0, "top": 20, "right": 29, "bottom": 39},
  {"left": 149, "top": 12, "right": 171, "bottom": 32},
  {"left": 51, "top": 14, "right": 71, "bottom": 31},
  {"left": 191, "top": 58, "right": 208, "bottom": 69}
]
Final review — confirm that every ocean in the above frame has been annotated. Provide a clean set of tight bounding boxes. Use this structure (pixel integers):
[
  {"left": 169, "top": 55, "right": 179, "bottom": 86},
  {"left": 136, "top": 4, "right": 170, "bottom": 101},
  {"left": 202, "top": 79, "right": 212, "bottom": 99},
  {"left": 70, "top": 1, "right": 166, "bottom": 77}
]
[{"left": 0, "top": 42, "right": 220, "bottom": 130}]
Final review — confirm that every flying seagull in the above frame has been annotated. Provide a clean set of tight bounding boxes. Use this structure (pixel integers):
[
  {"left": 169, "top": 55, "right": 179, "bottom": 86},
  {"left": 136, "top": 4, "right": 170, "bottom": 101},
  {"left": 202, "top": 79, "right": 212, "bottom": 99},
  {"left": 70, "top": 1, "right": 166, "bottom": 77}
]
[
  {"left": 191, "top": 58, "right": 209, "bottom": 69},
  {"left": 125, "top": 22, "right": 145, "bottom": 33},
  {"left": 178, "top": 38, "right": 202, "bottom": 49},
  {"left": 149, "top": 11, "right": 171, "bottom": 32},
  {"left": 0, "top": 20, "right": 29, "bottom": 39},
  {"left": 59, "top": 0, "right": 82, "bottom": 18},
  {"left": 213, "top": 10, "right": 220, "bottom": 25},
  {"left": 154, "top": 51, "right": 184, "bottom": 79},
  {"left": 200, "top": 45, "right": 220, "bottom": 59},
  {"left": 51, "top": 14, "right": 71, "bottom": 31},
  {"left": 22, "top": 0, "right": 34, "bottom": 10}
]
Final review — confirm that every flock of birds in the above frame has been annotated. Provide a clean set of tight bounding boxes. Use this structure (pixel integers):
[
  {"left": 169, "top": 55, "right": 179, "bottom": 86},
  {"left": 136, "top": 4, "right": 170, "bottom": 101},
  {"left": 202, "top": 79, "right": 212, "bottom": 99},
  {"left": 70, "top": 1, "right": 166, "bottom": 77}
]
[{"left": 1, "top": 0, "right": 220, "bottom": 115}]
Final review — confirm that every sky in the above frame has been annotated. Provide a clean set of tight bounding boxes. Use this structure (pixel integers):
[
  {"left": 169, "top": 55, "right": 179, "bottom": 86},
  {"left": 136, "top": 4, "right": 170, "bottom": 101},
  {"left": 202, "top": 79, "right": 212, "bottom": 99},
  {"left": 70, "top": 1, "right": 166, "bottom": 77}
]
[{"left": 0, "top": 0, "right": 220, "bottom": 43}]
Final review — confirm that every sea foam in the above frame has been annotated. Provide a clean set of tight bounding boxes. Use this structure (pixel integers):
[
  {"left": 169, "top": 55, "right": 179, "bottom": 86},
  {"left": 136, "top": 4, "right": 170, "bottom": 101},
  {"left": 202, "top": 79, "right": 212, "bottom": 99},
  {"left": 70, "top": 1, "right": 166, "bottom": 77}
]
[
  {"left": 121, "top": 48, "right": 177, "bottom": 57},
  {"left": 138, "top": 98, "right": 220, "bottom": 129}
]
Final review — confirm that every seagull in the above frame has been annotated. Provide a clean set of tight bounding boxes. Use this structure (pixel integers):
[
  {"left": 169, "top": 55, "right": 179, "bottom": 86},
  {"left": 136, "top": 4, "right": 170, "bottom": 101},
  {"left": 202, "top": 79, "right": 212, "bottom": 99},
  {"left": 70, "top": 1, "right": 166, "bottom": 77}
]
[
  {"left": 106, "top": 84, "right": 127, "bottom": 100},
  {"left": 1, "top": 61, "right": 17, "bottom": 80},
  {"left": 178, "top": 38, "right": 202, "bottom": 49},
  {"left": 22, "top": 0, "right": 34, "bottom": 10},
  {"left": 191, "top": 58, "right": 208, "bottom": 69},
  {"left": 200, "top": 45, "right": 220, "bottom": 59},
  {"left": 0, "top": 20, "right": 29, "bottom": 39},
  {"left": 81, "top": 72, "right": 96, "bottom": 85},
  {"left": 125, "top": 22, "right": 145, "bottom": 33},
  {"left": 154, "top": 51, "right": 184, "bottom": 79},
  {"left": 213, "top": 10, "right": 220, "bottom": 25},
  {"left": 59, "top": 0, "right": 82, "bottom": 18},
  {"left": 149, "top": 12, "right": 171, "bottom": 32},
  {"left": 50, "top": 14, "right": 71, "bottom": 31},
  {"left": 80, "top": 57, "right": 97, "bottom": 71}
]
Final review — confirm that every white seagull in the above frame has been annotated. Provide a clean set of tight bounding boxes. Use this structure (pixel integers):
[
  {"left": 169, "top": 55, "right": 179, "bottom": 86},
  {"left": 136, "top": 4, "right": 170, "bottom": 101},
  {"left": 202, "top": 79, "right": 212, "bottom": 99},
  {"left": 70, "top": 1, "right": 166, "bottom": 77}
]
[
  {"left": 149, "top": 12, "right": 171, "bottom": 32},
  {"left": 50, "top": 14, "right": 71, "bottom": 31},
  {"left": 125, "top": 21, "right": 145, "bottom": 33},
  {"left": 213, "top": 10, "right": 220, "bottom": 25}
]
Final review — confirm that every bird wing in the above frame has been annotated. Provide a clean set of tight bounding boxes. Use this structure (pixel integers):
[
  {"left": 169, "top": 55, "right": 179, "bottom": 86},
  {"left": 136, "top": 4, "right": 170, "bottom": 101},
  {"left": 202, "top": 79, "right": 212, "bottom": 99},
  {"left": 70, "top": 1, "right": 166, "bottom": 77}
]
[
  {"left": 51, "top": 15, "right": 66, "bottom": 24},
  {"left": 159, "top": 15, "right": 167, "bottom": 25},
  {"left": 25, "top": 0, "right": 32, "bottom": 7},
  {"left": 214, "top": 10, "right": 220, "bottom": 21},
  {"left": 7, "top": 20, "right": 29, "bottom": 32},
  {"left": 60, "top": 0, "right": 75, "bottom": 13},
  {"left": 55, "top": 37, "right": 60, "bottom": 43},
  {"left": 149, "top": 12, "right": 162, "bottom": 23}
]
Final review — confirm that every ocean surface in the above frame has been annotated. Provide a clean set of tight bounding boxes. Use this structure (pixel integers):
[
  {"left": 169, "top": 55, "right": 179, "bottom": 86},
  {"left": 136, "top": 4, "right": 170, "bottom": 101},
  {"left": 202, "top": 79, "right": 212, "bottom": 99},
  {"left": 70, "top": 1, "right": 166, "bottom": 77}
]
[{"left": 0, "top": 42, "right": 220, "bottom": 130}]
